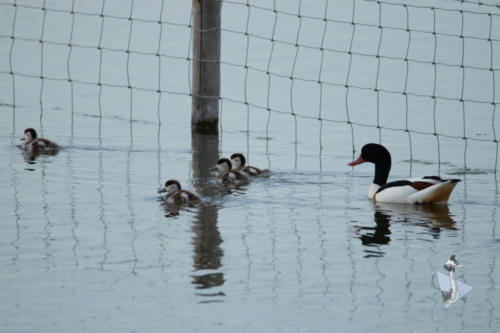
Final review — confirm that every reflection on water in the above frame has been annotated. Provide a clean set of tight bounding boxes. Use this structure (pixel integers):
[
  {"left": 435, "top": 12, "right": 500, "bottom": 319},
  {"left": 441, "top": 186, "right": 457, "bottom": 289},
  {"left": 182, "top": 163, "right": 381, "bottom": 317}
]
[
  {"left": 19, "top": 144, "right": 59, "bottom": 165},
  {"left": 355, "top": 203, "right": 457, "bottom": 258},
  {"left": 191, "top": 204, "right": 224, "bottom": 288},
  {"left": 126, "top": 149, "right": 139, "bottom": 276},
  {"left": 2, "top": 126, "right": 499, "bottom": 330},
  {"left": 0, "top": 127, "right": 498, "bottom": 330},
  {"left": 161, "top": 200, "right": 190, "bottom": 218},
  {"left": 67, "top": 149, "right": 79, "bottom": 269},
  {"left": 374, "top": 203, "right": 457, "bottom": 230},
  {"left": 190, "top": 131, "right": 225, "bottom": 299},
  {"left": 358, "top": 209, "right": 392, "bottom": 250},
  {"left": 8, "top": 152, "right": 20, "bottom": 270},
  {"left": 98, "top": 149, "right": 109, "bottom": 271}
]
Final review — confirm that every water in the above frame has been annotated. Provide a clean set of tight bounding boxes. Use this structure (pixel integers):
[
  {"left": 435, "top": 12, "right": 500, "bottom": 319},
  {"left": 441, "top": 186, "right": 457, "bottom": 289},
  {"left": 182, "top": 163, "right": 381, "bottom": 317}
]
[
  {"left": 1, "top": 0, "right": 500, "bottom": 331},
  {"left": 1, "top": 119, "right": 499, "bottom": 331}
]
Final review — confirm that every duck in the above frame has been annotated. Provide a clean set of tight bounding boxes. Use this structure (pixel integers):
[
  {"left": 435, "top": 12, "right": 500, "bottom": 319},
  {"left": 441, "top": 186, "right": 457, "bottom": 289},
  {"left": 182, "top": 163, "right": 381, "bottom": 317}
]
[
  {"left": 215, "top": 158, "right": 249, "bottom": 185},
  {"left": 348, "top": 143, "right": 460, "bottom": 204},
  {"left": 20, "top": 128, "right": 59, "bottom": 154},
  {"left": 158, "top": 179, "right": 201, "bottom": 204},
  {"left": 230, "top": 153, "right": 270, "bottom": 177}
]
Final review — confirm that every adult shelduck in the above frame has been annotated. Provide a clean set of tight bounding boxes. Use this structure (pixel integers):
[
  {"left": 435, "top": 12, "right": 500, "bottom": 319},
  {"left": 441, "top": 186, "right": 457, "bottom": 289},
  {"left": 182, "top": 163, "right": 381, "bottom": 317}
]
[{"left": 348, "top": 143, "right": 460, "bottom": 204}]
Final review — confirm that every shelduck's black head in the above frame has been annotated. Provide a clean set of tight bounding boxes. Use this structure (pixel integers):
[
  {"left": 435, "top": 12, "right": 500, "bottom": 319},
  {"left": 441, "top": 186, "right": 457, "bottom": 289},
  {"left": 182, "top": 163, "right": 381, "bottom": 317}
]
[
  {"left": 230, "top": 153, "right": 246, "bottom": 169},
  {"left": 348, "top": 143, "right": 392, "bottom": 186},
  {"left": 352, "top": 143, "right": 391, "bottom": 165}
]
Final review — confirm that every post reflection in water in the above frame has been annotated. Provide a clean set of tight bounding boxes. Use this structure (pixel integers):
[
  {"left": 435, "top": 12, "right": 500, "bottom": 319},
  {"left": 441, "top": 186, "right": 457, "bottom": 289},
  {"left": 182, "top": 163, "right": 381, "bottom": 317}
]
[
  {"left": 355, "top": 203, "right": 457, "bottom": 258},
  {"left": 190, "top": 132, "right": 225, "bottom": 299}
]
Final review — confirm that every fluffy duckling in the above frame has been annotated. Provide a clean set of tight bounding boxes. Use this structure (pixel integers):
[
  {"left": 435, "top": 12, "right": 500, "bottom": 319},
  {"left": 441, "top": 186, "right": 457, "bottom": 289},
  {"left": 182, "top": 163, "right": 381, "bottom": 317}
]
[
  {"left": 230, "top": 153, "right": 269, "bottom": 177},
  {"left": 215, "top": 158, "right": 249, "bottom": 185},
  {"left": 158, "top": 179, "right": 201, "bottom": 204},
  {"left": 21, "top": 128, "right": 59, "bottom": 154}
]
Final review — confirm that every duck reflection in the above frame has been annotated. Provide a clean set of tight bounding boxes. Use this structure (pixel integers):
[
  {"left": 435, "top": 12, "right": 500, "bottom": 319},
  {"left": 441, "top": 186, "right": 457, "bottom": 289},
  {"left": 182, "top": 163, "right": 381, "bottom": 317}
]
[
  {"left": 21, "top": 149, "right": 41, "bottom": 164},
  {"left": 20, "top": 145, "right": 59, "bottom": 164},
  {"left": 160, "top": 199, "right": 199, "bottom": 218},
  {"left": 190, "top": 131, "right": 225, "bottom": 298},
  {"left": 355, "top": 203, "right": 457, "bottom": 257},
  {"left": 358, "top": 209, "right": 392, "bottom": 248}
]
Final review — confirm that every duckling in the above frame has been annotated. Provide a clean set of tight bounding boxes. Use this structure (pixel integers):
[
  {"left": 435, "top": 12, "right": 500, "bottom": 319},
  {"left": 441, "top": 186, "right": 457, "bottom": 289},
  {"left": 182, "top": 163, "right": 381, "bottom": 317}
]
[
  {"left": 158, "top": 179, "right": 201, "bottom": 204},
  {"left": 21, "top": 128, "right": 59, "bottom": 154},
  {"left": 215, "top": 158, "right": 249, "bottom": 185},
  {"left": 230, "top": 153, "right": 269, "bottom": 177}
]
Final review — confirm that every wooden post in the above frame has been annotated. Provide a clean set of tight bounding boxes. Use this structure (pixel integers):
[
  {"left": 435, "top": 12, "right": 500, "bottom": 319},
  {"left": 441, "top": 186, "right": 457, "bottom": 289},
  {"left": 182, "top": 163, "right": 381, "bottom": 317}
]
[{"left": 192, "top": 0, "right": 220, "bottom": 134}]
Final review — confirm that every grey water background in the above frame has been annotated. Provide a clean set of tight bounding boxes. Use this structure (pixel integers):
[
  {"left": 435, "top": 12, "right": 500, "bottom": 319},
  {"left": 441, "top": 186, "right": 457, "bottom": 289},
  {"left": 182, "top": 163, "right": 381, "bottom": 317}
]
[{"left": 0, "top": 0, "right": 499, "bottom": 331}]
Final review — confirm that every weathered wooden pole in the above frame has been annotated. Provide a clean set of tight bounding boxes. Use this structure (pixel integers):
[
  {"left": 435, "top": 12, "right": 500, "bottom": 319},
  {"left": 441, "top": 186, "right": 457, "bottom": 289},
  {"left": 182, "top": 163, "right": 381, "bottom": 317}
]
[
  {"left": 191, "top": 0, "right": 220, "bottom": 134},
  {"left": 191, "top": 0, "right": 221, "bottom": 284}
]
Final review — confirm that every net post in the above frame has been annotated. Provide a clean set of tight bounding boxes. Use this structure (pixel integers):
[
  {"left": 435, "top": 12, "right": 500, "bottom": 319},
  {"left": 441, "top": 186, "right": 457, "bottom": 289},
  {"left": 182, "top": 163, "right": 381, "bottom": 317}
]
[{"left": 191, "top": 0, "right": 220, "bottom": 135}]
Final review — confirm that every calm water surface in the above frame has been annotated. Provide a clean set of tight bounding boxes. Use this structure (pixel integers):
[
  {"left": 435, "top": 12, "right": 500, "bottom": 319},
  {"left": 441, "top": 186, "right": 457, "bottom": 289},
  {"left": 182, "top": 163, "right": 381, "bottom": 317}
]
[{"left": 0, "top": 118, "right": 499, "bottom": 332}]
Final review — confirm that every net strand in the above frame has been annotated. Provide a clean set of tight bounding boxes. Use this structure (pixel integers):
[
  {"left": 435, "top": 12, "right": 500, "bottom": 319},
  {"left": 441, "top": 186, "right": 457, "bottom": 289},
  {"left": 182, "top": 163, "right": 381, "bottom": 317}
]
[
  {"left": 318, "top": 0, "right": 329, "bottom": 156},
  {"left": 221, "top": 0, "right": 500, "bottom": 40},
  {"left": 9, "top": 0, "right": 17, "bottom": 134},
  {"left": 375, "top": 1, "right": 382, "bottom": 142},
  {"left": 156, "top": 0, "right": 165, "bottom": 134},
  {"left": 1, "top": 0, "right": 498, "bottom": 170},
  {"left": 67, "top": 0, "right": 76, "bottom": 139},
  {"left": 97, "top": 0, "right": 106, "bottom": 139},
  {"left": 244, "top": 0, "right": 251, "bottom": 150},
  {"left": 403, "top": 4, "right": 413, "bottom": 173},
  {"left": 265, "top": 0, "right": 277, "bottom": 143},
  {"left": 291, "top": 0, "right": 303, "bottom": 158},
  {"left": 346, "top": 0, "right": 356, "bottom": 153},
  {"left": 39, "top": 0, "right": 47, "bottom": 136},
  {"left": 127, "top": 0, "right": 135, "bottom": 145}
]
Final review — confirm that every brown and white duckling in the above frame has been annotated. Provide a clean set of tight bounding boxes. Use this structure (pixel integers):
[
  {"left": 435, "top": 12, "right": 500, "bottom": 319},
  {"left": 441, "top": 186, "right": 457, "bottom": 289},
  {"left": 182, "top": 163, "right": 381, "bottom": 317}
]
[
  {"left": 21, "top": 128, "right": 59, "bottom": 154},
  {"left": 158, "top": 179, "right": 201, "bottom": 204},
  {"left": 230, "top": 153, "right": 269, "bottom": 177},
  {"left": 215, "top": 158, "right": 249, "bottom": 185}
]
